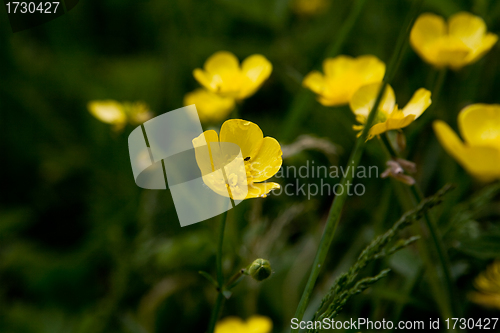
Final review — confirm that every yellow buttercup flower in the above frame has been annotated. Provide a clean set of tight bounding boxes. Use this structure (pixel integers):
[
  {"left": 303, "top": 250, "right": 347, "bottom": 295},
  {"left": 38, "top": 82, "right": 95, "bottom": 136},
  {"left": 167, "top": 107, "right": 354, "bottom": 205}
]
[
  {"left": 193, "top": 51, "right": 272, "bottom": 100},
  {"left": 433, "top": 104, "right": 500, "bottom": 182},
  {"left": 410, "top": 12, "right": 498, "bottom": 70},
  {"left": 302, "top": 55, "right": 386, "bottom": 106},
  {"left": 87, "top": 100, "right": 153, "bottom": 131},
  {"left": 192, "top": 119, "right": 282, "bottom": 200},
  {"left": 184, "top": 88, "right": 235, "bottom": 123},
  {"left": 469, "top": 261, "right": 500, "bottom": 310},
  {"left": 215, "top": 315, "right": 272, "bottom": 333},
  {"left": 350, "top": 83, "right": 431, "bottom": 140}
]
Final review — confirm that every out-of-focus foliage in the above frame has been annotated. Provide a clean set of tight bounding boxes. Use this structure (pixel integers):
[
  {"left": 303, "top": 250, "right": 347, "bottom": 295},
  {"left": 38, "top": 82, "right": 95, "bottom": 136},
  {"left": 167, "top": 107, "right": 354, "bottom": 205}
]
[{"left": 1, "top": 0, "right": 500, "bottom": 332}]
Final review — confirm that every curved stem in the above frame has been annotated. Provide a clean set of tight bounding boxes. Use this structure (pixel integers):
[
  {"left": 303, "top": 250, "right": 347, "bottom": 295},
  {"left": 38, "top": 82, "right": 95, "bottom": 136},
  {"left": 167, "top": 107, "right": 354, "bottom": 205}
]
[
  {"left": 207, "top": 210, "right": 228, "bottom": 333},
  {"left": 291, "top": 2, "right": 424, "bottom": 329},
  {"left": 280, "top": 0, "right": 368, "bottom": 142},
  {"left": 379, "top": 136, "right": 456, "bottom": 322}
]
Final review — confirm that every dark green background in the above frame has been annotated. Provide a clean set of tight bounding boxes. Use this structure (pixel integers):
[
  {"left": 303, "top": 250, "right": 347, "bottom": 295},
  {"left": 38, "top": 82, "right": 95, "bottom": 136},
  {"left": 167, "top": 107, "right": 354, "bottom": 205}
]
[{"left": 1, "top": 0, "right": 499, "bottom": 332}]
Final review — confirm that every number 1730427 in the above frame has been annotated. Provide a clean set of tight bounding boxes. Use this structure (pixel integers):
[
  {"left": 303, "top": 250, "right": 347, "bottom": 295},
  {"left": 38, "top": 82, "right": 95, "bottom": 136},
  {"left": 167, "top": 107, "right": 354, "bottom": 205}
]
[{"left": 5, "top": 2, "right": 61, "bottom": 14}]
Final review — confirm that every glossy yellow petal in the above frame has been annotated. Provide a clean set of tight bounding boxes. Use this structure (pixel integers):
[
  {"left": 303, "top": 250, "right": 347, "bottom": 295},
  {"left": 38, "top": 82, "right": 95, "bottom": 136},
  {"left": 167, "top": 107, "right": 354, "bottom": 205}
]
[
  {"left": 322, "top": 55, "right": 386, "bottom": 106},
  {"left": 246, "top": 315, "right": 273, "bottom": 333},
  {"left": 220, "top": 119, "right": 264, "bottom": 160},
  {"left": 193, "top": 51, "right": 242, "bottom": 97},
  {"left": 435, "top": 37, "right": 470, "bottom": 69},
  {"left": 249, "top": 137, "right": 283, "bottom": 182},
  {"left": 88, "top": 100, "right": 127, "bottom": 125},
  {"left": 434, "top": 120, "right": 500, "bottom": 181},
  {"left": 433, "top": 120, "right": 467, "bottom": 164},
  {"left": 192, "top": 130, "right": 220, "bottom": 175},
  {"left": 246, "top": 182, "right": 281, "bottom": 199},
  {"left": 458, "top": 104, "right": 500, "bottom": 149},
  {"left": 349, "top": 83, "right": 395, "bottom": 118},
  {"left": 303, "top": 55, "right": 385, "bottom": 106},
  {"left": 401, "top": 88, "right": 432, "bottom": 119},
  {"left": 239, "top": 54, "right": 273, "bottom": 99},
  {"left": 469, "top": 292, "right": 500, "bottom": 310},
  {"left": 410, "top": 13, "right": 447, "bottom": 64},
  {"left": 449, "top": 12, "right": 487, "bottom": 49},
  {"left": 411, "top": 12, "right": 496, "bottom": 69},
  {"left": 215, "top": 317, "right": 246, "bottom": 333},
  {"left": 465, "top": 32, "right": 499, "bottom": 65},
  {"left": 368, "top": 115, "right": 415, "bottom": 139},
  {"left": 302, "top": 71, "right": 326, "bottom": 95},
  {"left": 184, "top": 89, "right": 235, "bottom": 123}
]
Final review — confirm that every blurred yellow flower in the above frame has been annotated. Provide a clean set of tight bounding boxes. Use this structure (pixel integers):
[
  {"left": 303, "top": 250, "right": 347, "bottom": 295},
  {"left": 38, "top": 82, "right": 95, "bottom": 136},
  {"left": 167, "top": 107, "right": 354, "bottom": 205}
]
[
  {"left": 292, "top": 0, "right": 330, "bottom": 16},
  {"left": 350, "top": 83, "right": 431, "bottom": 140},
  {"left": 215, "top": 315, "right": 272, "bottom": 333},
  {"left": 193, "top": 51, "right": 272, "bottom": 100},
  {"left": 410, "top": 12, "right": 498, "bottom": 70},
  {"left": 184, "top": 88, "right": 235, "bottom": 124},
  {"left": 87, "top": 100, "right": 152, "bottom": 131},
  {"left": 192, "top": 119, "right": 282, "bottom": 200},
  {"left": 433, "top": 104, "right": 500, "bottom": 182},
  {"left": 469, "top": 261, "right": 500, "bottom": 310},
  {"left": 302, "top": 55, "right": 386, "bottom": 106}
]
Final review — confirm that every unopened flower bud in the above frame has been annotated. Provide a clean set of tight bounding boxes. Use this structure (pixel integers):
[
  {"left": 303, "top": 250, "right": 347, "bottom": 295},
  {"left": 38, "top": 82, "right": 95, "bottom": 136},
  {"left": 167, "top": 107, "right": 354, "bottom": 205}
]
[{"left": 246, "top": 259, "right": 272, "bottom": 281}]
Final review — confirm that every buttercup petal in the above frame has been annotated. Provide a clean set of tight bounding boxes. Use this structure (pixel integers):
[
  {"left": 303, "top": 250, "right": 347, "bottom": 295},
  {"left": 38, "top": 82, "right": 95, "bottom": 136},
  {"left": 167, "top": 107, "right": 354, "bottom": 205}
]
[
  {"left": 465, "top": 32, "right": 498, "bottom": 65},
  {"left": 349, "top": 83, "right": 395, "bottom": 118},
  {"left": 410, "top": 13, "right": 446, "bottom": 53},
  {"left": 193, "top": 51, "right": 242, "bottom": 96},
  {"left": 220, "top": 119, "right": 264, "bottom": 160},
  {"left": 319, "top": 55, "right": 385, "bottom": 105},
  {"left": 402, "top": 88, "right": 432, "bottom": 119},
  {"left": 246, "top": 182, "right": 281, "bottom": 199},
  {"left": 458, "top": 104, "right": 500, "bottom": 149},
  {"left": 246, "top": 315, "right": 273, "bottom": 333},
  {"left": 184, "top": 89, "right": 235, "bottom": 123},
  {"left": 302, "top": 71, "right": 326, "bottom": 95},
  {"left": 433, "top": 120, "right": 500, "bottom": 181},
  {"left": 433, "top": 120, "right": 467, "bottom": 164},
  {"left": 192, "top": 130, "right": 220, "bottom": 175},
  {"left": 240, "top": 54, "right": 273, "bottom": 99},
  {"left": 88, "top": 100, "right": 127, "bottom": 125},
  {"left": 215, "top": 317, "right": 245, "bottom": 333},
  {"left": 323, "top": 55, "right": 354, "bottom": 78},
  {"left": 249, "top": 137, "right": 283, "bottom": 182},
  {"left": 368, "top": 116, "right": 415, "bottom": 138},
  {"left": 204, "top": 51, "right": 240, "bottom": 75},
  {"left": 449, "top": 12, "right": 487, "bottom": 49}
]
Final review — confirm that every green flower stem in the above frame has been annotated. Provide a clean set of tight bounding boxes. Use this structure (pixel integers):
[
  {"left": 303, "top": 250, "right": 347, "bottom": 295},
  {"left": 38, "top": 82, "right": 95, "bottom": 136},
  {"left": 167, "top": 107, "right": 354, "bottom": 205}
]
[
  {"left": 207, "top": 210, "right": 229, "bottom": 333},
  {"left": 379, "top": 136, "right": 456, "bottom": 318},
  {"left": 280, "top": 0, "right": 368, "bottom": 142},
  {"left": 378, "top": 136, "right": 455, "bottom": 322},
  {"left": 291, "top": 2, "right": 424, "bottom": 329}
]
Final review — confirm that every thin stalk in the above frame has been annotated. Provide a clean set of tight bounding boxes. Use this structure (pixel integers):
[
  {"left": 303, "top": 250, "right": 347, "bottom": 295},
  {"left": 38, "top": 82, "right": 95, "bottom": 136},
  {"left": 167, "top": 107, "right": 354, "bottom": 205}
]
[
  {"left": 379, "top": 135, "right": 457, "bottom": 323},
  {"left": 280, "top": 0, "right": 368, "bottom": 142},
  {"left": 291, "top": 1, "right": 424, "bottom": 328},
  {"left": 378, "top": 136, "right": 454, "bottom": 321},
  {"left": 207, "top": 210, "right": 229, "bottom": 333}
]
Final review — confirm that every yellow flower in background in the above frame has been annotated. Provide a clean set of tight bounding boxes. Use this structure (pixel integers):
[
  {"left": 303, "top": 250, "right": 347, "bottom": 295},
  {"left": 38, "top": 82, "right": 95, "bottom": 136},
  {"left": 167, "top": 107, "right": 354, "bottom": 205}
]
[
  {"left": 302, "top": 55, "right": 386, "bottom": 106},
  {"left": 410, "top": 12, "right": 498, "bottom": 70},
  {"left": 192, "top": 119, "right": 282, "bottom": 200},
  {"left": 433, "top": 104, "right": 500, "bottom": 182},
  {"left": 350, "top": 83, "right": 431, "bottom": 140},
  {"left": 469, "top": 261, "right": 500, "bottom": 310},
  {"left": 193, "top": 51, "right": 273, "bottom": 100},
  {"left": 215, "top": 315, "right": 273, "bottom": 333},
  {"left": 184, "top": 88, "right": 235, "bottom": 123},
  {"left": 292, "top": 0, "right": 330, "bottom": 16},
  {"left": 87, "top": 100, "right": 153, "bottom": 131}
]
